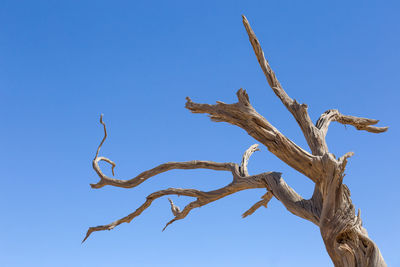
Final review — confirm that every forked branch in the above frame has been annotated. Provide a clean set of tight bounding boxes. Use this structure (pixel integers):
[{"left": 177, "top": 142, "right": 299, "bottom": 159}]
[
  {"left": 83, "top": 182, "right": 265, "bottom": 243},
  {"left": 84, "top": 115, "right": 272, "bottom": 242}
]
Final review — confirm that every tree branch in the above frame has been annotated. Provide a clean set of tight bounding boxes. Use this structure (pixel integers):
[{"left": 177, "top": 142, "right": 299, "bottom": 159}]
[
  {"left": 240, "top": 144, "right": 260, "bottom": 177},
  {"left": 92, "top": 159, "right": 239, "bottom": 189},
  {"left": 186, "top": 89, "right": 322, "bottom": 182},
  {"left": 84, "top": 170, "right": 320, "bottom": 243},
  {"left": 242, "top": 190, "right": 273, "bottom": 218},
  {"left": 168, "top": 198, "right": 181, "bottom": 216},
  {"left": 242, "top": 15, "right": 326, "bottom": 155},
  {"left": 241, "top": 16, "right": 290, "bottom": 108},
  {"left": 84, "top": 115, "right": 289, "bottom": 242},
  {"left": 262, "top": 174, "right": 320, "bottom": 225},
  {"left": 316, "top": 109, "right": 388, "bottom": 137},
  {"left": 91, "top": 115, "right": 240, "bottom": 189},
  {"left": 242, "top": 173, "right": 320, "bottom": 225},
  {"left": 83, "top": 171, "right": 279, "bottom": 243}
]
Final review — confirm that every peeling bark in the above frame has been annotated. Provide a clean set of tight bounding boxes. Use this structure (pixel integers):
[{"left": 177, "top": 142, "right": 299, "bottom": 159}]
[{"left": 84, "top": 15, "right": 388, "bottom": 267}]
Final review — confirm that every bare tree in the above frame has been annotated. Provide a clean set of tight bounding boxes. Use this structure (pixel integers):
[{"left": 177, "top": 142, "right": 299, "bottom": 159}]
[{"left": 84, "top": 16, "right": 388, "bottom": 267}]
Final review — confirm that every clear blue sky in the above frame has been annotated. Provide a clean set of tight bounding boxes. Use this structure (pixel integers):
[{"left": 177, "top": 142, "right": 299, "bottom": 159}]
[{"left": 1, "top": 1, "right": 399, "bottom": 266}]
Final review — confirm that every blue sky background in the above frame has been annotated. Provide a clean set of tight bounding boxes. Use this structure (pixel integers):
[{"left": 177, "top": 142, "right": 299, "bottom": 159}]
[{"left": 1, "top": 1, "right": 399, "bottom": 266}]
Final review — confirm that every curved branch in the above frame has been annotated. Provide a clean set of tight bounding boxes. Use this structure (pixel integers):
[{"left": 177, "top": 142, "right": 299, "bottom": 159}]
[
  {"left": 168, "top": 198, "right": 181, "bottom": 216},
  {"left": 92, "top": 159, "right": 238, "bottom": 189},
  {"left": 240, "top": 144, "right": 260, "bottom": 177},
  {"left": 91, "top": 115, "right": 240, "bottom": 189},
  {"left": 242, "top": 15, "right": 326, "bottom": 155},
  {"left": 186, "top": 89, "right": 322, "bottom": 182},
  {"left": 95, "top": 114, "right": 107, "bottom": 159},
  {"left": 316, "top": 109, "right": 388, "bottom": 137}
]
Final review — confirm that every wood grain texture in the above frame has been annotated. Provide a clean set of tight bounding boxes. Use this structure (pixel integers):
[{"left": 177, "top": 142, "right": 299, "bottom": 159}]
[{"left": 84, "top": 16, "right": 389, "bottom": 267}]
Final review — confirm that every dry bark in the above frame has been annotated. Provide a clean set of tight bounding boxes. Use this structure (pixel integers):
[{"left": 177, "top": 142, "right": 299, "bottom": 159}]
[{"left": 84, "top": 15, "right": 388, "bottom": 267}]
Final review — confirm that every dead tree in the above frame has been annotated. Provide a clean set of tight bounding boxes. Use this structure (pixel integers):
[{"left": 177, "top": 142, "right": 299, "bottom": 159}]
[{"left": 84, "top": 16, "right": 388, "bottom": 267}]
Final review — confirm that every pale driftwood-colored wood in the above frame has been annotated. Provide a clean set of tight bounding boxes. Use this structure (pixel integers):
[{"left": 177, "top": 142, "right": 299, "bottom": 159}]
[
  {"left": 242, "top": 15, "right": 326, "bottom": 156},
  {"left": 240, "top": 143, "right": 259, "bottom": 177},
  {"left": 83, "top": 116, "right": 307, "bottom": 243},
  {"left": 241, "top": 190, "right": 273, "bottom": 218},
  {"left": 316, "top": 109, "right": 388, "bottom": 136},
  {"left": 85, "top": 16, "right": 389, "bottom": 267}
]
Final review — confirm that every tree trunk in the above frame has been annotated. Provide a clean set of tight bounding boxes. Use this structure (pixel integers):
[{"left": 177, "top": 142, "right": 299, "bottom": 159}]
[
  {"left": 321, "top": 213, "right": 386, "bottom": 267},
  {"left": 317, "top": 154, "right": 386, "bottom": 267}
]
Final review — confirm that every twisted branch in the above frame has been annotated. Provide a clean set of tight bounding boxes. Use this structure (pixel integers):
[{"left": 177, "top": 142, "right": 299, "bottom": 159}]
[{"left": 91, "top": 115, "right": 240, "bottom": 189}]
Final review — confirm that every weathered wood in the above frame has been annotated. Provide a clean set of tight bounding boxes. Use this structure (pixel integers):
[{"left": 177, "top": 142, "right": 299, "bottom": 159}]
[
  {"left": 242, "top": 15, "right": 327, "bottom": 156},
  {"left": 240, "top": 143, "right": 260, "bottom": 177},
  {"left": 242, "top": 190, "right": 273, "bottom": 218},
  {"left": 186, "top": 90, "right": 322, "bottom": 182},
  {"left": 316, "top": 109, "right": 388, "bottom": 136},
  {"left": 85, "top": 16, "right": 389, "bottom": 267}
]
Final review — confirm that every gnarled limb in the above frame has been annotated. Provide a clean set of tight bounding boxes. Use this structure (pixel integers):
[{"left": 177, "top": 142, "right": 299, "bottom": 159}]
[
  {"left": 186, "top": 89, "right": 322, "bottom": 182},
  {"left": 316, "top": 109, "right": 388, "bottom": 137},
  {"left": 242, "top": 15, "right": 326, "bottom": 155}
]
